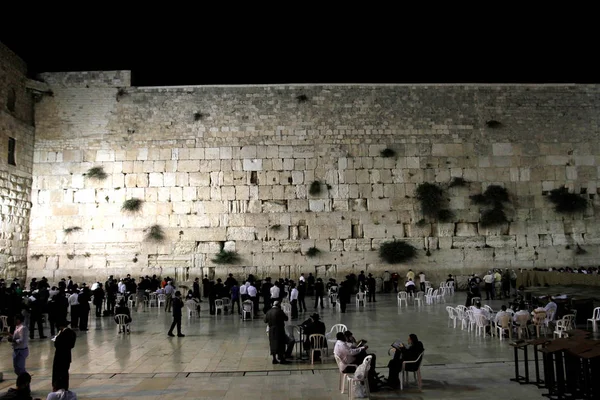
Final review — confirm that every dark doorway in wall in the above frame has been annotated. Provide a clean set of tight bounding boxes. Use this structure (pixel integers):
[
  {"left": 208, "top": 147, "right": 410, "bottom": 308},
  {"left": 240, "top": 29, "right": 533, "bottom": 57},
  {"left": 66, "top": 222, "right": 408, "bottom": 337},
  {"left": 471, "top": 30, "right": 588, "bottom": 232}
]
[
  {"left": 8, "top": 137, "right": 16, "bottom": 166},
  {"left": 7, "top": 89, "right": 16, "bottom": 112}
]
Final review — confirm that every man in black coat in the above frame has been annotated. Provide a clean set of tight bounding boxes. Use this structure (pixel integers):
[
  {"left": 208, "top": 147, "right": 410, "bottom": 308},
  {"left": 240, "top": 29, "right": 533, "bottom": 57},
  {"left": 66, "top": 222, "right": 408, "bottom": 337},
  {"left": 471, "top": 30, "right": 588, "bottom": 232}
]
[
  {"left": 167, "top": 291, "right": 185, "bottom": 337},
  {"left": 264, "top": 301, "right": 290, "bottom": 364},
  {"left": 77, "top": 286, "right": 91, "bottom": 331},
  {"left": 367, "top": 274, "right": 377, "bottom": 302},
  {"left": 52, "top": 318, "right": 77, "bottom": 390},
  {"left": 202, "top": 275, "right": 210, "bottom": 298},
  {"left": 261, "top": 278, "right": 272, "bottom": 314},
  {"left": 314, "top": 278, "right": 325, "bottom": 309},
  {"left": 385, "top": 333, "right": 424, "bottom": 389},
  {"left": 193, "top": 278, "right": 201, "bottom": 299}
]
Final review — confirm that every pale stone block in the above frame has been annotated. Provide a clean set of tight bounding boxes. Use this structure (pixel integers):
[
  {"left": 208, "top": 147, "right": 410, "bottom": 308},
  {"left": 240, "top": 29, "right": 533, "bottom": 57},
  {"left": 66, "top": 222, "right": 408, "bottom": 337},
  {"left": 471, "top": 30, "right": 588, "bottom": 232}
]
[
  {"left": 309, "top": 199, "right": 327, "bottom": 212},
  {"left": 356, "top": 170, "right": 370, "bottom": 184},
  {"left": 218, "top": 146, "right": 232, "bottom": 160},
  {"left": 177, "top": 160, "right": 199, "bottom": 172},
  {"left": 210, "top": 186, "right": 221, "bottom": 200},
  {"left": 456, "top": 223, "right": 478, "bottom": 237},
  {"left": 486, "top": 235, "right": 517, "bottom": 248},
  {"left": 148, "top": 173, "right": 163, "bottom": 187},
  {"left": 566, "top": 166, "right": 577, "bottom": 180},
  {"left": 239, "top": 145, "right": 257, "bottom": 158},
  {"left": 170, "top": 187, "right": 183, "bottom": 202},
  {"left": 63, "top": 150, "right": 83, "bottom": 162},
  {"left": 71, "top": 174, "right": 84, "bottom": 189},
  {"left": 204, "top": 148, "right": 219, "bottom": 160},
  {"left": 575, "top": 155, "right": 595, "bottom": 166},
  {"left": 221, "top": 186, "right": 235, "bottom": 200},
  {"left": 243, "top": 159, "right": 263, "bottom": 171},
  {"left": 156, "top": 187, "right": 170, "bottom": 202},
  {"left": 279, "top": 146, "right": 293, "bottom": 158},
  {"left": 227, "top": 227, "right": 256, "bottom": 240},
  {"left": 141, "top": 160, "right": 153, "bottom": 173},
  {"left": 436, "top": 223, "right": 455, "bottom": 237},
  {"left": 406, "top": 157, "right": 420, "bottom": 168},
  {"left": 73, "top": 189, "right": 95, "bottom": 203},
  {"left": 137, "top": 148, "right": 148, "bottom": 161},
  {"left": 281, "top": 158, "right": 294, "bottom": 170},
  {"left": 520, "top": 168, "right": 531, "bottom": 181},
  {"left": 492, "top": 143, "right": 513, "bottom": 156},
  {"left": 189, "top": 148, "right": 205, "bottom": 160},
  {"left": 96, "top": 150, "right": 114, "bottom": 162},
  {"left": 439, "top": 236, "right": 453, "bottom": 249},
  {"left": 189, "top": 172, "right": 210, "bottom": 187},
  {"left": 367, "top": 198, "right": 390, "bottom": 212},
  {"left": 363, "top": 224, "right": 386, "bottom": 238},
  {"left": 291, "top": 170, "right": 304, "bottom": 184},
  {"left": 452, "top": 236, "right": 486, "bottom": 249},
  {"left": 124, "top": 174, "right": 137, "bottom": 188}
]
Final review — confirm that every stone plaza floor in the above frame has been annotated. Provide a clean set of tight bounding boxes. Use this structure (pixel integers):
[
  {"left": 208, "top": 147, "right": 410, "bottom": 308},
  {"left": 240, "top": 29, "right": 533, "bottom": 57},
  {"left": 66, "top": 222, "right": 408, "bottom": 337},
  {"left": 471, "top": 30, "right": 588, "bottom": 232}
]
[{"left": 0, "top": 292, "right": 552, "bottom": 399}]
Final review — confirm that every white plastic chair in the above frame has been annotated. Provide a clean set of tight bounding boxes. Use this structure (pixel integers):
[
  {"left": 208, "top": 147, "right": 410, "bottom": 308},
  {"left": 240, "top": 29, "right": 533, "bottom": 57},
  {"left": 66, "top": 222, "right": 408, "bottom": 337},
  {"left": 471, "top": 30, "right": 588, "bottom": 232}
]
[
  {"left": 157, "top": 294, "right": 166, "bottom": 309},
  {"left": 0, "top": 315, "right": 9, "bottom": 333},
  {"left": 397, "top": 292, "right": 408, "bottom": 307},
  {"left": 515, "top": 314, "right": 530, "bottom": 339},
  {"left": 475, "top": 314, "right": 489, "bottom": 336},
  {"left": 425, "top": 289, "right": 435, "bottom": 305},
  {"left": 356, "top": 292, "right": 366, "bottom": 307},
  {"left": 334, "top": 354, "right": 357, "bottom": 394},
  {"left": 465, "top": 310, "right": 476, "bottom": 331},
  {"left": 554, "top": 319, "right": 570, "bottom": 338},
  {"left": 436, "top": 289, "right": 445, "bottom": 304},
  {"left": 532, "top": 311, "right": 547, "bottom": 337},
  {"left": 496, "top": 314, "right": 512, "bottom": 340},
  {"left": 446, "top": 306, "right": 458, "bottom": 328},
  {"left": 282, "top": 303, "right": 292, "bottom": 322},
  {"left": 214, "top": 299, "right": 224, "bottom": 317},
  {"left": 400, "top": 351, "right": 424, "bottom": 391},
  {"left": 329, "top": 293, "right": 338, "bottom": 308},
  {"left": 241, "top": 300, "right": 253, "bottom": 320},
  {"left": 346, "top": 354, "right": 372, "bottom": 400},
  {"left": 309, "top": 334, "right": 327, "bottom": 364},
  {"left": 325, "top": 324, "right": 348, "bottom": 346},
  {"left": 186, "top": 300, "right": 199, "bottom": 318},
  {"left": 484, "top": 305, "right": 494, "bottom": 314},
  {"left": 563, "top": 314, "right": 576, "bottom": 330},
  {"left": 148, "top": 293, "right": 157, "bottom": 308},
  {"left": 413, "top": 292, "right": 424, "bottom": 307},
  {"left": 446, "top": 281, "right": 455, "bottom": 295},
  {"left": 587, "top": 307, "right": 600, "bottom": 332},
  {"left": 115, "top": 314, "right": 130, "bottom": 334}
]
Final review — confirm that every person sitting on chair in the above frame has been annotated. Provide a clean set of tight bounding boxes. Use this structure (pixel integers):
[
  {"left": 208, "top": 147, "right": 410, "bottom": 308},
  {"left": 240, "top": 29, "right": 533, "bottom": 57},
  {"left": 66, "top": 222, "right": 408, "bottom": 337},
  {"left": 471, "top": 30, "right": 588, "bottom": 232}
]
[
  {"left": 300, "top": 313, "right": 326, "bottom": 361},
  {"left": 0, "top": 372, "right": 40, "bottom": 400},
  {"left": 186, "top": 292, "right": 201, "bottom": 314},
  {"left": 334, "top": 332, "right": 382, "bottom": 391},
  {"left": 385, "top": 333, "right": 424, "bottom": 389},
  {"left": 404, "top": 279, "right": 416, "bottom": 295},
  {"left": 114, "top": 299, "right": 132, "bottom": 332}
]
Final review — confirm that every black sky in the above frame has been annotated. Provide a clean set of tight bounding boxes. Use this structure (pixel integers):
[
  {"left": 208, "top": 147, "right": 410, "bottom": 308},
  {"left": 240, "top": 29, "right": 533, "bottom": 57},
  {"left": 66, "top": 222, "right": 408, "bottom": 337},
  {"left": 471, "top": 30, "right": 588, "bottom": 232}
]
[{"left": 1, "top": 30, "right": 597, "bottom": 87}]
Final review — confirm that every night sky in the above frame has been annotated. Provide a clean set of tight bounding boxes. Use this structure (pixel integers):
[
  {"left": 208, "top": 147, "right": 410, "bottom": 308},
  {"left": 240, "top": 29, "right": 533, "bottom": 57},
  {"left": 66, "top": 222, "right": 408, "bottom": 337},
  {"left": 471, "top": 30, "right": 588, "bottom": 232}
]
[{"left": 1, "top": 33, "right": 597, "bottom": 87}]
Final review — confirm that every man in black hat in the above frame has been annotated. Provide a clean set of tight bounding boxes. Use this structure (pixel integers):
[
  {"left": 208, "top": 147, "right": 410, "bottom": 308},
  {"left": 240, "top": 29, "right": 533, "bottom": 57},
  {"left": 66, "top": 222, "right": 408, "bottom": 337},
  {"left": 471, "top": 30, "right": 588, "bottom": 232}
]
[
  {"left": 167, "top": 291, "right": 185, "bottom": 337},
  {"left": 300, "top": 312, "right": 326, "bottom": 361},
  {"left": 367, "top": 273, "right": 376, "bottom": 302},
  {"left": 52, "top": 318, "right": 76, "bottom": 390},
  {"left": 264, "top": 301, "right": 290, "bottom": 364},
  {"left": 314, "top": 278, "right": 325, "bottom": 309}
]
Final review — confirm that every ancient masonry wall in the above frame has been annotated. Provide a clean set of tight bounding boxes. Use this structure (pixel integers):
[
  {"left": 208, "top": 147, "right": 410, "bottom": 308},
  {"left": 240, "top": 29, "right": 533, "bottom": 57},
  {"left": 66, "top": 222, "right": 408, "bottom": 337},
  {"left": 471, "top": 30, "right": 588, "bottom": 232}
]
[
  {"left": 27, "top": 72, "right": 600, "bottom": 286},
  {"left": 0, "top": 42, "right": 35, "bottom": 279}
]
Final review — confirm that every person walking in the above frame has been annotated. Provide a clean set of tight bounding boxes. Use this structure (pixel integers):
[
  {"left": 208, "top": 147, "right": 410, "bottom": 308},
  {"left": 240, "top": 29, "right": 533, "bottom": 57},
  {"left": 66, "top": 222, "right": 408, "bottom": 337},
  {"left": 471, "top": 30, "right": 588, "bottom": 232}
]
[
  {"left": 52, "top": 318, "right": 77, "bottom": 390},
  {"left": 7, "top": 314, "right": 29, "bottom": 376},
  {"left": 314, "top": 278, "right": 325, "bottom": 309},
  {"left": 167, "top": 291, "right": 185, "bottom": 337}
]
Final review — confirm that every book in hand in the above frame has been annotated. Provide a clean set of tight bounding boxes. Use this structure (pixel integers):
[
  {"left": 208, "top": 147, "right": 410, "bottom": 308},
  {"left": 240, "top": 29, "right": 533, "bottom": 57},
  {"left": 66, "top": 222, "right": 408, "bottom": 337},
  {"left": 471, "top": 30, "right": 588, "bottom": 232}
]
[
  {"left": 356, "top": 339, "right": 367, "bottom": 347},
  {"left": 391, "top": 340, "right": 404, "bottom": 350}
]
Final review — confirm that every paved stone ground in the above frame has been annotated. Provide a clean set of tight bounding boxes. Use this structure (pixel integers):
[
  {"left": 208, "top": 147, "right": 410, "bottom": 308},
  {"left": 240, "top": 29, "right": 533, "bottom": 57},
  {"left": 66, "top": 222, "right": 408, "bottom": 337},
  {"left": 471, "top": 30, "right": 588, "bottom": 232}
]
[{"left": 0, "top": 292, "right": 560, "bottom": 399}]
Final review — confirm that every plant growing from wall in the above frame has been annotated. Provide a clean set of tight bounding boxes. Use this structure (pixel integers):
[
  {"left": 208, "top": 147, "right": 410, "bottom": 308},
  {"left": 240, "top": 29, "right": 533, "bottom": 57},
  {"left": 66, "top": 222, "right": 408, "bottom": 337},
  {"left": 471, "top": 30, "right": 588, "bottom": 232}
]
[
  {"left": 145, "top": 224, "right": 165, "bottom": 242},
  {"left": 379, "top": 240, "right": 417, "bottom": 264},
  {"left": 470, "top": 185, "right": 510, "bottom": 227},
  {"left": 415, "top": 182, "right": 455, "bottom": 222},
  {"left": 63, "top": 226, "right": 81, "bottom": 235},
  {"left": 296, "top": 94, "right": 309, "bottom": 103},
  {"left": 212, "top": 250, "right": 241, "bottom": 264},
  {"left": 380, "top": 148, "right": 396, "bottom": 158},
  {"left": 194, "top": 112, "right": 208, "bottom": 121},
  {"left": 485, "top": 120, "right": 502, "bottom": 128},
  {"left": 85, "top": 166, "right": 108, "bottom": 180},
  {"left": 306, "top": 247, "right": 320, "bottom": 257},
  {"left": 66, "top": 253, "right": 75, "bottom": 260},
  {"left": 270, "top": 224, "right": 282, "bottom": 231},
  {"left": 449, "top": 177, "right": 468, "bottom": 188},
  {"left": 122, "top": 198, "right": 144, "bottom": 213},
  {"left": 30, "top": 254, "right": 44, "bottom": 260},
  {"left": 309, "top": 181, "right": 322, "bottom": 196},
  {"left": 547, "top": 187, "right": 588, "bottom": 213},
  {"left": 116, "top": 88, "right": 128, "bottom": 102}
]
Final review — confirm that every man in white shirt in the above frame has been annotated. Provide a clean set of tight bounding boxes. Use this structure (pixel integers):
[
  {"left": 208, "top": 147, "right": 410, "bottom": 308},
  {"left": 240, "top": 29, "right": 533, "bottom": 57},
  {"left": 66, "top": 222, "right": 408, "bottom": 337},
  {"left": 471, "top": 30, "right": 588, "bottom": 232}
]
[
  {"left": 239, "top": 282, "right": 248, "bottom": 302},
  {"left": 404, "top": 279, "right": 416, "bottom": 295},
  {"left": 299, "top": 273, "right": 305, "bottom": 282},
  {"left": 118, "top": 280, "right": 126, "bottom": 294},
  {"left": 418, "top": 272, "right": 426, "bottom": 292},
  {"left": 472, "top": 303, "right": 491, "bottom": 334},
  {"left": 334, "top": 332, "right": 368, "bottom": 373},
  {"left": 8, "top": 314, "right": 29, "bottom": 375},
  {"left": 270, "top": 284, "right": 280, "bottom": 304},
  {"left": 68, "top": 291, "right": 80, "bottom": 329},
  {"left": 290, "top": 283, "right": 299, "bottom": 319},
  {"left": 164, "top": 281, "right": 175, "bottom": 312},
  {"left": 247, "top": 284, "right": 258, "bottom": 317},
  {"left": 483, "top": 271, "right": 495, "bottom": 300}
]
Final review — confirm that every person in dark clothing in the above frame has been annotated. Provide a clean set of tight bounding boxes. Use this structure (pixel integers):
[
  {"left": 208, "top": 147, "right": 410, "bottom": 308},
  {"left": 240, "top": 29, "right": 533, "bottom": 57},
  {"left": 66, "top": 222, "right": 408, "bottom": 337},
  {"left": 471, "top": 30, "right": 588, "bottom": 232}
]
[
  {"left": 28, "top": 293, "right": 46, "bottom": 339},
  {"left": 167, "top": 291, "right": 184, "bottom": 337},
  {"left": 264, "top": 301, "right": 290, "bottom": 364},
  {"left": 261, "top": 278, "right": 272, "bottom": 314},
  {"left": 224, "top": 273, "right": 238, "bottom": 290},
  {"left": 106, "top": 279, "right": 118, "bottom": 315},
  {"left": 193, "top": 278, "right": 201, "bottom": 299},
  {"left": 307, "top": 273, "right": 315, "bottom": 296},
  {"left": 314, "top": 278, "right": 325, "bottom": 309},
  {"left": 297, "top": 280, "right": 307, "bottom": 313},
  {"left": 93, "top": 284, "right": 105, "bottom": 317},
  {"left": 47, "top": 294, "right": 60, "bottom": 337},
  {"left": 385, "top": 333, "right": 424, "bottom": 389},
  {"left": 0, "top": 372, "right": 32, "bottom": 400},
  {"left": 301, "top": 313, "right": 326, "bottom": 360},
  {"left": 338, "top": 281, "right": 349, "bottom": 313},
  {"left": 52, "top": 319, "right": 76, "bottom": 390},
  {"left": 114, "top": 299, "right": 132, "bottom": 324},
  {"left": 358, "top": 271, "right": 366, "bottom": 292},
  {"left": 202, "top": 275, "right": 210, "bottom": 298},
  {"left": 367, "top": 274, "right": 376, "bottom": 302},
  {"left": 207, "top": 281, "right": 216, "bottom": 315},
  {"left": 230, "top": 283, "right": 240, "bottom": 314},
  {"left": 77, "top": 286, "right": 91, "bottom": 331}
]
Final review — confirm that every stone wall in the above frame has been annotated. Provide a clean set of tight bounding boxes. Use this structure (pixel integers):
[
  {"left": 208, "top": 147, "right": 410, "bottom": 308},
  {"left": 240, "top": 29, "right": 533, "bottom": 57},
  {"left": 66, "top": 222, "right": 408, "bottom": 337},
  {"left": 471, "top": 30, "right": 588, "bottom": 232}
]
[
  {"left": 0, "top": 42, "right": 34, "bottom": 279},
  {"left": 27, "top": 73, "right": 600, "bottom": 286}
]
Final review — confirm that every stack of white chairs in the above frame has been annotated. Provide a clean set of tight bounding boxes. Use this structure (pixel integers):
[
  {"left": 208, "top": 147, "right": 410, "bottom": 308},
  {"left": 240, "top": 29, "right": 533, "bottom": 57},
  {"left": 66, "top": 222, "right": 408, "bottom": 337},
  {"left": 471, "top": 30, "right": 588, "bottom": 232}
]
[
  {"left": 425, "top": 288, "right": 435, "bottom": 305},
  {"left": 356, "top": 292, "right": 366, "bottom": 307},
  {"left": 465, "top": 310, "right": 476, "bottom": 332},
  {"left": 435, "top": 289, "right": 445, "bottom": 303},
  {"left": 446, "top": 281, "right": 455, "bottom": 295}
]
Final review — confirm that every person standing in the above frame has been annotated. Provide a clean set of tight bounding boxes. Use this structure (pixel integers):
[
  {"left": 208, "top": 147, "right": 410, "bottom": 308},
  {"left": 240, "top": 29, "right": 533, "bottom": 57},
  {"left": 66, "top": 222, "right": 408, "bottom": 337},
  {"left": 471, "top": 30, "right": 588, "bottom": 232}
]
[
  {"left": 164, "top": 281, "right": 174, "bottom": 312},
  {"left": 289, "top": 283, "right": 299, "bottom": 319},
  {"left": 28, "top": 293, "right": 46, "bottom": 339},
  {"left": 383, "top": 270, "right": 391, "bottom": 293},
  {"left": 68, "top": 290, "right": 80, "bottom": 330},
  {"left": 297, "top": 280, "right": 307, "bottom": 313},
  {"left": 77, "top": 286, "right": 91, "bottom": 331},
  {"left": 314, "top": 278, "right": 325, "bottom": 309},
  {"left": 231, "top": 283, "right": 240, "bottom": 314},
  {"left": 247, "top": 283, "right": 259, "bottom": 317},
  {"left": 7, "top": 314, "right": 29, "bottom": 376},
  {"left": 167, "top": 291, "right": 185, "bottom": 337},
  {"left": 367, "top": 274, "right": 376, "bottom": 302},
  {"left": 307, "top": 273, "right": 315, "bottom": 296},
  {"left": 201, "top": 275, "right": 210, "bottom": 298},
  {"left": 261, "top": 278, "right": 272, "bottom": 314},
  {"left": 338, "top": 281, "right": 348, "bottom": 313},
  {"left": 52, "top": 319, "right": 77, "bottom": 390},
  {"left": 92, "top": 283, "right": 105, "bottom": 317},
  {"left": 264, "top": 301, "right": 290, "bottom": 364},
  {"left": 193, "top": 278, "right": 201, "bottom": 300},
  {"left": 483, "top": 271, "right": 495, "bottom": 300}
]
